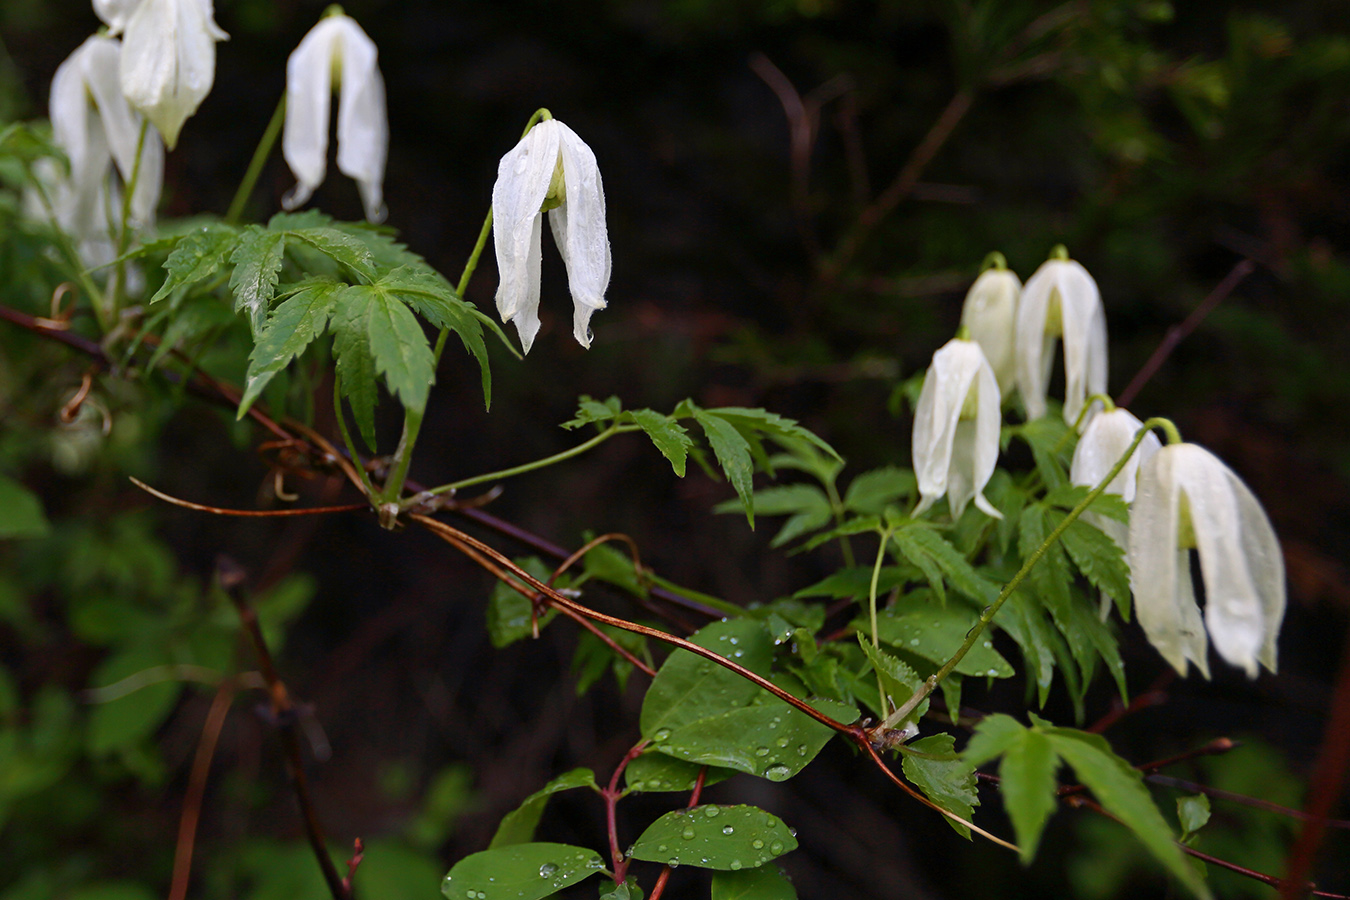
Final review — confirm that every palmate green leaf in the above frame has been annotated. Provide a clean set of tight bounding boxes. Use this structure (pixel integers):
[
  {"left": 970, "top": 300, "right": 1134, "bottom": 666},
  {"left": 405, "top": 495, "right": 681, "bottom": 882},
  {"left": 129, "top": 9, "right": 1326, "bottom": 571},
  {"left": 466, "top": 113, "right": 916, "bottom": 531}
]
[
  {"left": 694, "top": 410, "right": 757, "bottom": 527},
  {"left": 999, "top": 729, "right": 1059, "bottom": 862},
  {"left": 286, "top": 226, "right": 377, "bottom": 281},
  {"left": 710, "top": 407, "right": 841, "bottom": 463},
  {"left": 624, "top": 750, "right": 736, "bottom": 793},
  {"left": 901, "top": 734, "right": 979, "bottom": 838},
  {"left": 629, "top": 408, "right": 693, "bottom": 477},
  {"left": 238, "top": 278, "right": 342, "bottom": 416},
  {"left": 489, "top": 768, "right": 597, "bottom": 848},
  {"left": 1044, "top": 484, "right": 1130, "bottom": 524},
  {"left": 0, "top": 476, "right": 50, "bottom": 538},
  {"left": 149, "top": 224, "right": 240, "bottom": 303},
  {"left": 640, "top": 619, "right": 774, "bottom": 739},
  {"left": 715, "top": 485, "right": 832, "bottom": 548},
  {"left": 793, "top": 566, "right": 909, "bottom": 601},
  {"left": 330, "top": 283, "right": 436, "bottom": 420},
  {"left": 856, "top": 636, "right": 927, "bottom": 724},
  {"left": 1063, "top": 582, "right": 1128, "bottom": 702},
  {"left": 1042, "top": 725, "right": 1210, "bottom": 898},
  {"left": 332, "top": 302, "right": 379, "bottom": 449},
  {"left": 1059, "top": 518, "right": 1132, "bottom": 607},
  {"left": 712, "top": 866, "right": 798, "bottom": 900},
  {"left": 228, "top": 225, "right": 287, "bottom": 334},
  {"left": 148, "top": 294, "right": 237, "bottom": 370},
  {"left": 440, "top": 843, "right": 604, "bottom": 900},
  {"left": 895, "top": 526, "right": 998, "bottom": 604},
  {"left": 561, "top": 395, "right": 623, "bottom": 430},
  {"left": 379, "top": 265, "right": 495, "bottom": 410},
  {"left": 843, "top": 466, "right": 917, "bottom": 515},
  {"left": 629, "top": 804, "right": 798, "bottom": 871},
  {"left": 864, "top": 600, "right": 1013, "bottom": 678},
  {"left": 1019, "top": 504, "right": 1093, "bottom": 690},
  {"left": 652, "top": 696, "right": 857, "bottom": 782},
  {"left": 993, "top": 591, "right": 1057, "bottom": 707}
]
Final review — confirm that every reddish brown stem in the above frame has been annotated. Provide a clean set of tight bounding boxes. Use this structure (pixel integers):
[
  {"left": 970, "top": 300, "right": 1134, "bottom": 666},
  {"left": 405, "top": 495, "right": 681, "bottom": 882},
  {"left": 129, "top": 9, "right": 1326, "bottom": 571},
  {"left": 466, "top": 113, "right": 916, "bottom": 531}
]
[
  {"left": 1146, "top": 775, "right": 1350, "bottom": 830},
  {"left": 647, "top": 767, "right": 709, "bottom": 900},
  {"left": 168, "top": 681, "right": 237, "bottom": 900},
  {"left": 605, "top": 740, "right": 650, "bottom": 884}
]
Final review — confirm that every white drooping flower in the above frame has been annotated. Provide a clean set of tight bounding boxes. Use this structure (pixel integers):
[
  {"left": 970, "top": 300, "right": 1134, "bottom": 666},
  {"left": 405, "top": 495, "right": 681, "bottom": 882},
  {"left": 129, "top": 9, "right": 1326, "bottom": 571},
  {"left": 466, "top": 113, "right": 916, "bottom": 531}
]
[
  {"left": 93, "top": 0, "right": 141, "bottom": 33},
  {"left": 37, "top": 35, "right": 163, "bottom": 265},
  {"left": 959, "top": 263, "right": 1021, "bottom": 398},
  {"left": 119, "top": 0, "right": 228, "bottom": 149},
  {"left": 1128, "top": 443, "right": 1286, "bottom": 678},
  {"left": 1070, "top": 405, "right": 1161, "bottom": 616},
  {"left": 492, "top": 118, "right": 611, "bottom": 354},
  {"left": 282, "top": 11, "right": 388, "bottom": 223},
  {"left": 912, "top": 338, "right": 1003, "bottom": 519},
  {"left": 1015, "top": 252, "right": 1108, "bottom": 424}
]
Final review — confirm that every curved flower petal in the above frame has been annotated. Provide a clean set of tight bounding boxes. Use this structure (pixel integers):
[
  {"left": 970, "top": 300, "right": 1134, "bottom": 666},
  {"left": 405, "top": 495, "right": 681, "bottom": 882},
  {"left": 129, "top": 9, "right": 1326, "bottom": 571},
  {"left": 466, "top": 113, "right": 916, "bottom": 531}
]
[
  {"left": 94, "top": 0, "right": 142, "bottom": 34},
  {"left": 332, "top": 24, "right": 387, "bottom": 223},
  {"left": 960, "top": 267, "right": 1020, "bottom": 397},
  {"left": 549, "top": 121, "right": 610, "bottom": 347},
  {"left": 913, "top": 338, "right": 1002, "bottom": 518},
  {"left": 492, "top": 121, "right": 560, "bottom": 353},
  {"left": 120, "top": 0, "right": 228, "bottom": 149},
  {"left": 281, "top": 19, "right": 339, "bottom": 212},
  {"left": 1016, "top": 257, "right": 1108, "bottom": 423},
  {"left": 1070, "top": 407, "right": 1160, "bottom": 502}
]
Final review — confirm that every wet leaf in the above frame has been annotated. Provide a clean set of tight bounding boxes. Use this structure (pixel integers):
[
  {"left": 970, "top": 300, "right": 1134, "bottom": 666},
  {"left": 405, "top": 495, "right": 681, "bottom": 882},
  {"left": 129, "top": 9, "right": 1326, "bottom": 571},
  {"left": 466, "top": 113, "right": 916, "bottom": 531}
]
[{"left": 629, "top": 804, "right": 798, "bottom": 871}]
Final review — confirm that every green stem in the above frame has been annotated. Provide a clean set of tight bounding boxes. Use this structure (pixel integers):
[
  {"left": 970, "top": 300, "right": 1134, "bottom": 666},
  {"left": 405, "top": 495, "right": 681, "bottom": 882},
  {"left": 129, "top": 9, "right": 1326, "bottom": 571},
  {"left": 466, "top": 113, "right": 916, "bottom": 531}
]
[
  {"left": 112, "top": 119, "right": 150, "bottom": 315},
  {"left": 645, "top": 573, "right": 744, "bottom": 619},
  {"left": 433, "top": 207, "right": 494, "bottom": 365},
  {"left": 1051, "top": 391, "right": 1116, "bottom": 455},
  {"left": 869, "top": 527, "right": 894, "bottom": 715},
  {"left": 333, "top": 376, "right": 378, "bottom": 500},
  {"left": 225, "top": 96, "right": 287, "bottom": 225},
  {"left": 823, "top": 478, "right": 856, "bottom": 568},
  {"left": 881, "top": 418, "right": 1173, "bottom": 730},
  {"left": 408, "top": 423, "right": 634, "bottom": 504}
]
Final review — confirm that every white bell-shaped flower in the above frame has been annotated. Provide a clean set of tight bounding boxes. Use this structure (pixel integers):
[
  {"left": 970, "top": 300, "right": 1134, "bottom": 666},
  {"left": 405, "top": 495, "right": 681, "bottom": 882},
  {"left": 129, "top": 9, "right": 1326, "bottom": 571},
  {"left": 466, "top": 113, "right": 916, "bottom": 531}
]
[
  {"left": 93, "top": 0, "right": 141, "bottom": 34},
  {"left": 912, "top": 338, "right": 1003, "bottom": 519},
  {"left": 492, "top": 118, "right": 611, "bottom": 354},
  {"left": 282, "top": 11, "right": 388, "bottom": 223},
  {"left": 1128, "top": 443, "right": 1286, "bottom": 678},
  {"left": 1015, "top": 252, "right": 1108, "bottom": 424},
  {"left": 959, "top": 264, "right": 1021, "bottom": 398},
  {"left": 42, "top": 35, "right": 163, "bottom": 248},
  {"left": 119, "top": 0, "right": 228, "bottom": 149}
]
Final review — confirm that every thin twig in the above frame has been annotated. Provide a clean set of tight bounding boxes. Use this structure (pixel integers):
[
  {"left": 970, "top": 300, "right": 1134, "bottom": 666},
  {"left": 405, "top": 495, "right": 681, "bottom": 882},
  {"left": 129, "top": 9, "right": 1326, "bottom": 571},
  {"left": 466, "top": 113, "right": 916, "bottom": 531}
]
[
  {"left": 605, "top": 740, "right": 650, "bottom": 884},
  {"left": 1117, "top": 259, "right": 1255, "bottom": 407},
  {"left": 169, "top": 681, "right": 237, "bottom": 900},
  {"left": 130, "top": 477, "right": 366, "bottom": 517},
  {"left": 648, "top": 767, "right": 709, "bottom": 900},
  {"left": 1146, "top": 775, "right": 1350, "bottom": 830}
]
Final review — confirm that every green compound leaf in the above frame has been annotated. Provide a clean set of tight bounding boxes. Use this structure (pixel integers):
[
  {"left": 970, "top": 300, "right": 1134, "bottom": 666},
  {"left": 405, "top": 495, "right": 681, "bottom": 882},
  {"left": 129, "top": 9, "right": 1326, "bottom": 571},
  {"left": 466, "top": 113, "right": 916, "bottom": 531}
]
[
  {"left": 843, "top": 466, "right": 916, "bottom": 515},
  {"left": 629, "top": 409, "right": 693, "bottom": 477},
  {"left": 238, "top": 278, "right": 341, "bottom": 417},
  {"left": 150, "top": 223, "right": 240, "bottom": 303},
  {"left": 856, "top": 637, "right": 927, "bottom": 725},
  {"left": 652, "top": 696, "right": 857, "bottom": 782},
  {"left": 629, "top": 804, "right": 798, "bottom": 871},
  {"left": 380, "top": 265, "right": 493, "bottom": 410},
  {"left": 331, "top": 283, "right": 436, "bottom": 416},
  {"left": 287, "top": 226, "right": 377, "bottom": 281},
  {"left": 994, "top": 591, "right": 1058, "bottom": 707},
  {"left": 1042, "top": 726, "right": 1210, "bottom": 898},
  {"left": 641, "top": 618, "right": 774, "bottom": 739},
  {"left": 963, "top": 713, "right": 1027, "bottom": 767},
  {"left": 694, "top": 410, "right": 757, "bottom": 528},
  {"left": 0, "top": 476, "right": 50, "bottom": 539},
  {"left": 901, "top": 733, "right": 979, "bottom": 839},
  {"left": 716, "top": 485, "right": 832, "bottom": 548},
  {"left": 794, "top": 566, "right": 909, "bottom": 601},
  {"left": 440, "top": 843, "right": 604, "bottom": 900},
  {"left": 865, "top": 601, "right": 1013, "bottom": 678},
  {"left": 893, "top": 525, "right": 998, "bottom": 605},
  {"left": 331, "top": 292, "right": 379, "bottom": 449},
  {"left": 999, "top": 729, "right": 1058, "bottom": 862},
  {"left": 708, "top": 407, "right": 841, "bottom": 462},
  {"left": 625, "top": 751, "right": 736, "bottom": 793},
  {"left": 489, "top": 768, "right": 597, "bottom": 848},
  {"left": 228, "top": 225, "right": 286, "bottom": 334},
  {"left": 711, "top": 865, "right": 798, "bottom": 900},
  {"left": 1059, "top": 518, "right": 1132, "bottom": 609},
  {"left": 561, "top": 395, "right": 623, "bottom": 430}
]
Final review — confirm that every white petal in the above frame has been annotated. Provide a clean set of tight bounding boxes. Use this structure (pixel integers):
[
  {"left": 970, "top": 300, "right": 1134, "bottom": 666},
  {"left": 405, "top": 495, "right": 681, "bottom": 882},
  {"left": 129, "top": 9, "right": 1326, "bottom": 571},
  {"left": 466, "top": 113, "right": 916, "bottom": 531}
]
[
  {"left": 1054, "top": 260, "right": 1106, "bottom": 424},
  {"left": 282, "top": 18, "right": 339, "bottom": 211},
  {"left": 50, "top": 42, "right": 99, "bottom": 186},
  {"left": 552, "top": 122, "right": 610, "bottom": 347},
  {"left": 94, "top": 0, "right": 142, "bottom": 34},
  {"left": 1171, "top": 445, "right": 1285, "bottom": 676},
  {"left": 1070, "top": 408, "right": 1160, "bottom": 502},
  {"left": 80, "top": 37, "right": 163, "bottom": 229},
  {"left": 1129, "top": 447, "right": 1210, "bottom": 677},
  {"left": 913, "top": 339, "right": 993, "bottom": 515},
  {"left": 960, "top": 268, "right": 1020, "bottom": 397},
  {"left": 120, "top": 0, "right": 228, "bottom": 149},
  {"left": 331, "top": 17, "right": 387, "bottom": 223},
  {"left": 492, "top": 120, "right": 561, "bottom": 352}
]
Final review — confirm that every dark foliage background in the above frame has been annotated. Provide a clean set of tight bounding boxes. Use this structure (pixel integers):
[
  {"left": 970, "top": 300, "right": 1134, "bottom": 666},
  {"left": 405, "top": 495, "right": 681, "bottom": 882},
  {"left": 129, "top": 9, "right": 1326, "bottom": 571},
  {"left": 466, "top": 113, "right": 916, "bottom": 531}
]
[{"left": 1, "top": 0, "right": 1348, "bottom": 897}]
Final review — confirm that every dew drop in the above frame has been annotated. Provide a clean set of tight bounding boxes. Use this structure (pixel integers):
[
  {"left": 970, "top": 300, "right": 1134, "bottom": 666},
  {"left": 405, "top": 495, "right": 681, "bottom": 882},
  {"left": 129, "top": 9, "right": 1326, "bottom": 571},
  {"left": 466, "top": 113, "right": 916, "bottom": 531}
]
[
  {"left": 728, "top": 636, "right": 739, "bottom": 645},
  {"left": 754, "top": 746, "right": 770, "bottom": 757},
  {"left": 729, "top": 860, "right": 743, "bottom": 871},
  {"left": 986, "top": 668, "right": 999, "bottom": 677},
  {"left": 752, "top": 839, "right": 764, "bottom": 850},
  {"left": 681, "top": 827, "right": 696, "bottom": 840},
  {"left": 653, "top": 728, "right": 671, "bottom": 742},
  {"left": 909, "top": 638, "right": 921, "bottom": 646},
  {"left": 538, "top": 864, "right": 558, "bottom": 878},
  {"left": 629, "top": 780, "right": 645, "bottom": 791},
  {"left": 982, "top": 640, "right": 993, "bottom": 648},
  {"left": 788, "top": 828, "right": 798, "bottom": 837},
  {"left": 770, "top": 840, "right": 785, "bottom": 854},
  {"left": 667, "top": 859, "right": 680, "bottom": 869},
  {"left": 657, "top": 844, "right": 668, "bottom": 853},
  {"left": 775, "top": 736, "right": 790, "bottom": 748},
  {"left": 721, "top": 825, "right": 734, "bottom": 835},
  {"left": 764, "top": 764, "right": 792, "bottom": 782},
  {"left": 796, "top": 744, "right": 808, "bottom": 756},
  {"left": 705, "top": 806, "right": 720, "bottom": 818}
]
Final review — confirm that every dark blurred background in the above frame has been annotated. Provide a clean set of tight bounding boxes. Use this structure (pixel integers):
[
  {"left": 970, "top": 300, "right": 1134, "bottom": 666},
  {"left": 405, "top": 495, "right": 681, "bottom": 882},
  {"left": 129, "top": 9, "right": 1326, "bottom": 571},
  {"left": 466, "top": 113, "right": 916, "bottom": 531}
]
[{"left": 2, "top": 0, "right": 1349, "bottom": 897}]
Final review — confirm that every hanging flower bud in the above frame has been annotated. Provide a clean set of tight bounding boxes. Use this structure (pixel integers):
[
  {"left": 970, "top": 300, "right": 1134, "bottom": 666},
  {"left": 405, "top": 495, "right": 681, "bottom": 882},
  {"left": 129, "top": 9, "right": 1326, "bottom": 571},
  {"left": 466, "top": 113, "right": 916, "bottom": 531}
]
[
  {"left": 119, "top": 0, "right": 228, "bottom": 149},
  {"left": 1128, "top": 443, "right": 1286, "bottom": 678},
  {"left": 1015, "top": 248, "right": 1108, "bottom": 424},
  {"left": 492, "top": 117, "right": 611, "bottom": 354},
  {"left": 912, "top": 337, "right": 1003, "bottom": 519},
  {"left": 959, "top": 257, "right": 1021, "bottom": 398},
  {"left": 282, "top": 10, "right": 388, "bottom": 223}
]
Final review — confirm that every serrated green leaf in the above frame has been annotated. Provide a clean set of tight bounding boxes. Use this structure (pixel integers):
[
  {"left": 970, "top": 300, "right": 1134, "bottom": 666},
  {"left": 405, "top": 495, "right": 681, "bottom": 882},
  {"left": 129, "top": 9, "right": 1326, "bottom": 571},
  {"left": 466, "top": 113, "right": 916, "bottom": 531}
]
[
  {"left": 229, "top": 226, "right": 287, "bottom": 334},
  {"left": 380, "top": 265, "right": 493, "bottom": 410},
  {"left": 561, "top": 395, "right": 623, "bottom": 430},
  {"left": 902, "top": 733, "right": 979, "bottom": 838},
  {"left": 0, "top": 476, "right": 50, "bottom": 538},
  {"left": 441, "top": 843, "right": 604, "bottom": 900},
  {"left": 963, "top": 713, "right": 1026, "bottom": 767},
  {"left": 149, "top": 294, "right": 237, "bottom": 370},
  {"left": 287, "top": 227, "right": 377, "bottom": 281},
  {"left": 695, "top": 410, "right": 757, "bottom": 528},
  {"left": 489, "top": 768, "right": 597, "bottom": 848},
  {"left": 1060, "top": 519, "right": 1132, "bottom": 607},
  {"left": 1020, "top": 504, "right": 1092, "bottom": 690},
  {"left": 994, "top": 591, "right": 1057, "bottom": 707},
  {"left": 894, "top": 526, "right": 998, "bottom": 604},
  {"left": 793, "top": 566, "right": 908, "bottom": 601},
  {"left": 1063, "top": 582, "right": 1128, "bottom": 703},
  {"left": 1043, "top": 728, "right": 1210, "bottom": 898},
  {"left": 716, "top": 485, "right": 832, "bottom": 548},
  {"left": 844, "top": 466, "right": 917, "bottom": 515},
  {"left": 629, "top": 805, "right": 798, "bottom": 870},
  {"left": 150, "top": 224, "right": 239, "bottom": 303},
  {"left": 1044, "top": 484, "right": 1130, "bottom": 524},
  {"left": 856, "top": 637, "right": 927, "bottom": 724},
  {"left": 331, "top": 296, "right": 379, "bottom": 449},
  {"left": 238, "top": 278, "right": 341, "bottom": 416},
  {"left": 331, "top": 283, "right": 436, "bottom": 414},
  {"left": 711, "top": 865, "right": 798, "bottom": 900},
  {"left": 640, "top": 619, "right": 774, "bottom": 739},
  {"left": 1015, "top": 417, "right": 1072, "bottom": 490},
  {"left": 267, "top": 209, "right": 332, "bottom": 231},
  {"left": 653, "top": 697, "right": 857, "bottom": 782},
  {"left": 629, "top": 409, "right": 692, "bottom": 477},
  {"left": 865, "top": 600, "right": 1013, "bottom": 678},
  {"left": 709, "top": 407, "right": 841, "bottom": 461},
  {"left": 799, "top": 515, "right": 882, "bottom": 552},
  {"left": 1000, "top": 729, "right": 1059, "bottom": 862},
  {"left": 624, "top": 751, "right": 736, "bottom": 793}
]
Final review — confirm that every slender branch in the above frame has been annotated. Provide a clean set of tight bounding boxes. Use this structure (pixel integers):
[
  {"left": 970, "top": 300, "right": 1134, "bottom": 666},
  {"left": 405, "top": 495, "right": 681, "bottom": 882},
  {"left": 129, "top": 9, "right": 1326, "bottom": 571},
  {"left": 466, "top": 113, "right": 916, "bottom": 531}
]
[
  {"left": 1147, "top": 775, "right": 1350, "bottom": 830},
  {"left": 217, "top": 558, "right": 351, "bottom": 900},
  {"left": 169, "top": 681, "right": 237, "bottom": 900},
  {"left": 647, "top": 767, "right": 709, "bottom": 900},
  {"left": 129, "top": 477, "right": 366, "bottom": 517},
  {"left": 605, "top": 740, "right": 649, "bottom": 884},
  {"left": 1117, "top": 259, "right": 1255, "bottom": 407},
  {"left": 226, "top": 96, "right": 287, "bottom": 225}
]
